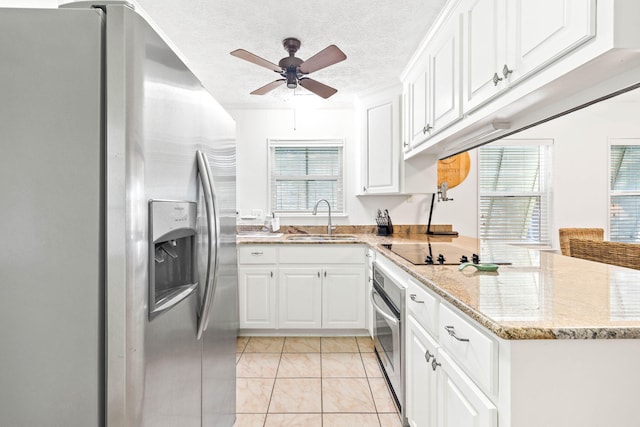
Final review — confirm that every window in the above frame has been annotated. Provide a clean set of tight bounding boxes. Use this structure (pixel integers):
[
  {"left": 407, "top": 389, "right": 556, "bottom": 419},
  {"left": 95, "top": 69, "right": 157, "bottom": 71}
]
[
  {"left": 610, "top": 140, "right": 640, "bottom": 243},
  {"left": 479, "top": 140, "right": 552, "bottom": 245},
  {"left": 269, "top": 139, "right": 344, "bottom": 215}
]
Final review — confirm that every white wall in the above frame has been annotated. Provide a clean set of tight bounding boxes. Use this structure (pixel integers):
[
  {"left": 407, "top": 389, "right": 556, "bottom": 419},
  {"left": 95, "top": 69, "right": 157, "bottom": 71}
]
[
  {"left": 438, "top": 89, "right": 640, "bottom": 249},
  {"left": 230, "top": 104, "right": 436, "bottom": 227}
]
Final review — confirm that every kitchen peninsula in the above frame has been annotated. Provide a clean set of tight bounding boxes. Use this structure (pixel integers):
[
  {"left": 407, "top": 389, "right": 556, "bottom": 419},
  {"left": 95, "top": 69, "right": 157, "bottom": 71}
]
[{"left": 237, "top": 228, "right": 640, "bottom": 427}]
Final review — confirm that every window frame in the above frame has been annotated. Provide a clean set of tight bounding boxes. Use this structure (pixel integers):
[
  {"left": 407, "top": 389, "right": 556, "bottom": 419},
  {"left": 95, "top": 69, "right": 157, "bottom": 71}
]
[
  {"left": 609, "top": 138, "right": 640, "bottom": 243},
  {"left": 477, "top": 139, "right": 553, "bottom": 246},
  {"left": 267, "top": 138, "right": 347, "bottom": 217}
]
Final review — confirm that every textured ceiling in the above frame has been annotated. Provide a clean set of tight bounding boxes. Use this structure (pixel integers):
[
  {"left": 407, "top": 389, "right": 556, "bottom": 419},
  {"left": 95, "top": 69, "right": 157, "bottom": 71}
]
[{"left": 133, "top": 0, "right": 447, "bottom": 108}]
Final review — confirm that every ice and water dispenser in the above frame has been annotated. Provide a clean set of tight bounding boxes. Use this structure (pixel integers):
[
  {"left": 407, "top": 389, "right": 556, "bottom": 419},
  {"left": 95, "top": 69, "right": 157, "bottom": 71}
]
[{"left": 148, "top": 200, "right": 198, "bottom": 320}]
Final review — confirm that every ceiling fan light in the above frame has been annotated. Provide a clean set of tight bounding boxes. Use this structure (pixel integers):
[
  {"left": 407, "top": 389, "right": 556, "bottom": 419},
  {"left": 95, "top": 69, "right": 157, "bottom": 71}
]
[{"left": 286, "top": 72, "right": 297, "bottom": 89}]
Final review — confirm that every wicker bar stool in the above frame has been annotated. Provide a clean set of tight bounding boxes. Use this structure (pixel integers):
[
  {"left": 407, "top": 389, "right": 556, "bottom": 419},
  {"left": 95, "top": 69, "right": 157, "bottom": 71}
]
[
  {"left": 569, "top": 238, "right": 640, "bottom": 270},
  {"left": 558, "top": 228, "right": 604, "bottom": 256}
]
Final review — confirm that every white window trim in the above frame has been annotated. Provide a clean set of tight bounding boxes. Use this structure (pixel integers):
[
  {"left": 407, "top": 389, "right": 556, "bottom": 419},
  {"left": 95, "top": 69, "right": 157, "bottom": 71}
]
[
  {"left": 477, "top": 138, "right": 554, "bottom": 247},
  {"left": 608, "top": 138, "right": 640, "bottom": 242},
  {"left": 267, "top": 138, "right": 348, "bottom": 218}
]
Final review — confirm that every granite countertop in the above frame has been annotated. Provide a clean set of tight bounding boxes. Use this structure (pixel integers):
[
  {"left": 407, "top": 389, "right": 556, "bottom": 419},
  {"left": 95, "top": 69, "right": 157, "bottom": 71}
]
[{"left": 237, "top": 228, "right": 640, "bottom": 340}]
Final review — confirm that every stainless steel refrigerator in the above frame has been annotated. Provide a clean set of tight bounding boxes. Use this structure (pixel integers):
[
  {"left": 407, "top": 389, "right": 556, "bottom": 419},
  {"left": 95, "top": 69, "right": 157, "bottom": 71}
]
[{"left": 0, "top": 3, "right": 237, "bottom": 427}]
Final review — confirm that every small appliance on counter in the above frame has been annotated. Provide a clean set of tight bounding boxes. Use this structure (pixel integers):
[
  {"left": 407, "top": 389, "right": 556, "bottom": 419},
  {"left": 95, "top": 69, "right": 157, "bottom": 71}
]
[{"left": 375, "top": 209, "right": 393, "bottom": 236}]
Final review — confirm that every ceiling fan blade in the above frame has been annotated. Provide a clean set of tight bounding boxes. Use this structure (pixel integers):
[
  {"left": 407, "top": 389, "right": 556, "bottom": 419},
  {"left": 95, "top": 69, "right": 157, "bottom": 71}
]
[
  {"left": 299, "top": 45, "right": 346, "bottom": 74},
  {"left": 250, "top": 79, "right": 286, "bottom": 95},
  {"left": 298, "top": 78, "right": 338, "bottom": 99},
  {"left": 230, "top": 49, "right": 282, "bottom": 73}
]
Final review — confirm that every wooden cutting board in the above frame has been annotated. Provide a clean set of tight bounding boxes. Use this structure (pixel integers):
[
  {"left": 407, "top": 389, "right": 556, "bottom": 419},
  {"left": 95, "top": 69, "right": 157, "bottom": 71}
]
[{"left": 437, "top": 152, "right": 471, "bottom": 189}]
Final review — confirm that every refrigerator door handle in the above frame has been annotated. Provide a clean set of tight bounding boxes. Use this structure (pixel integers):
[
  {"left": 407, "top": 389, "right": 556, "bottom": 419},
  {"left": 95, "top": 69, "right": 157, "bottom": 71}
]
[{"left": 196, "top": 150, "right": 220, "bottom": 340}]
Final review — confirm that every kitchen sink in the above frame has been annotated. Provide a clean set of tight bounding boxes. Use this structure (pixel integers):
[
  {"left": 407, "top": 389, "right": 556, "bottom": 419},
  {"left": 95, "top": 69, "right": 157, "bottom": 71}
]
[
  {"left": 285, "top": 234, "right": 358, "bottom": 241},
  {"left": 237, "top": 231, "right": 284, "bottom": 238}
]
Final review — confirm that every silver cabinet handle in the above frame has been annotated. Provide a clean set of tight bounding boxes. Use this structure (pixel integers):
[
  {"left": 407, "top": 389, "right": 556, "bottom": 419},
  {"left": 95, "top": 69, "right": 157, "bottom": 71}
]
[
  {"left": 363, "top": 186, "right": 367, "bottom": 192},
  {"left": 270, "top": 271, "right": 273, "bottom": 278},
  {"left": 425, "top": 350, "right": 434, "bottom": 363},
  {"left": 324, "top": 271, "right": 327, "bottom": 278},
  {"left": 431, "top": 359, "right": 441, "bottom": 371},
  {"left": 403, "top": 141, "right": 409, "bottom": 147},
  {"left": 492, "top": 72, "right": 503, "bottom": 86},
  {"left": 251, "top": 251, "right": 264, "bottom": 256},
  {"left": 410, "top": 294, "right": 424, "bottom": 304},
  {"left": 444, "top": 325, "right": 470, "bottom": 342},
  {"left": 196, "top": 150, "right": 220, "bottom": 340},
  {"left": 502, "top": 64, "right": 513, "bottom": 79},
  {"left": 422, "top": 124, "right": 433, "bottom": 134},
  {"left": 317, "top": 271, "right": 320, "bottom": 278}
]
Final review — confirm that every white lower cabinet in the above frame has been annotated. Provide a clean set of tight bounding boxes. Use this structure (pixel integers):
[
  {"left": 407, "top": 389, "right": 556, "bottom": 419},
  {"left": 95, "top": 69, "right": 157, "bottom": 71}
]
[
  {"left": 322, "top": 267, "right": 366, "bottom": 329},
  {"left": 238, "top": 267, "right": 276, "bottom": 328},
  {"left": 406, "top": 315, "right": 497, "bottom": 427},
  {"left": 238, "top": 244, "right": 366, "bottom": 331},
  {"left": 406, "top": 316, "right": 438, "bottom": 427},
  {"left": 278, "top": 268, "right": 323, "bottom": 329},
  {"left": 437, "top": 350, "right": 497, "bottom": 427}
]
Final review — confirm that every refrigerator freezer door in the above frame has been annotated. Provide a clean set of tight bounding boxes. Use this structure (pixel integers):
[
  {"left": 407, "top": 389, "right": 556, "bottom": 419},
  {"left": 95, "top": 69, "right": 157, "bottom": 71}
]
[
  {"left": 104, "top": 6, "right": 203, "bottom": 427},
  {"left": 0, "top": 8, "right": 104, "bottom": 427}
]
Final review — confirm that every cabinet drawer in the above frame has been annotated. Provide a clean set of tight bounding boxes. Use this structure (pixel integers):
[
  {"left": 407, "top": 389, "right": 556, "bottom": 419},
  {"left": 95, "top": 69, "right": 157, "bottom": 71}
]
[
  {"left": 407, "top": 278, "right": 438, "bottom": 336},
  {"left": 438, "top": 303, "right": 497, "bottom": 396},
  {"left": 238, "top": 246, "right": 278, "bottom": 264},
  {"left": 279, "top": 245, "right": 364, "bottom": 264}
]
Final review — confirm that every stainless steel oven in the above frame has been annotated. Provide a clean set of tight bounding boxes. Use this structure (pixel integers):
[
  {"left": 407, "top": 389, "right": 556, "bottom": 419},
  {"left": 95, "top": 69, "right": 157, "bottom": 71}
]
[{"left": 371, "top": 262, "right": 405, "bottom": 418}]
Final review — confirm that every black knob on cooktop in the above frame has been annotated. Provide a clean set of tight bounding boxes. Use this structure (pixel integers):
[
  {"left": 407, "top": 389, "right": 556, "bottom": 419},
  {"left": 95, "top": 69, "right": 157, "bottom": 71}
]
[
  {"left": 472, "top": 253, "right": 480, "bottom": 264},
  {"left": 460, "top": 255, "right": 468, "bottom": 263},
  {"left": 425, "top": 255, "right": 434, "bottom": 264},
  {"left": 437, "top": 254, "right": 445, "bottom": 264}
]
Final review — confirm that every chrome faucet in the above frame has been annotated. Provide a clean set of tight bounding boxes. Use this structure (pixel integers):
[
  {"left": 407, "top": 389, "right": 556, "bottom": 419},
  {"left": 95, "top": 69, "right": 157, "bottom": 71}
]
[{"left": 312, "top": 199, "right": 335, "bottom": 235}]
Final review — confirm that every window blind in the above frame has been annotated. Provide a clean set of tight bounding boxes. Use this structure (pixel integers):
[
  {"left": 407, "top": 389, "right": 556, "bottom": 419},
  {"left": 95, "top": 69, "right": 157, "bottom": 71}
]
[
  {"left": 610, "top": 144, "right": 640, "bottom": 243},
  {"left": 270, "top": 144, "right": 344, "bottom": 214},
  {"left": 479, "top": 142, "right": 551, "bottom": 244}
]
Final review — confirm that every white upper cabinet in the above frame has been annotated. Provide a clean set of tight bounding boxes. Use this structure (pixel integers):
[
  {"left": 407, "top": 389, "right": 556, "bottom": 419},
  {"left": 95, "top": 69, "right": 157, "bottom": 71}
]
[
  {"left": 408, "top": 60, "right": 431, "bottom": 148},
  {"left": 507, "top": 0, "right": 596, "bottom": 83},
  {"left": 429, "top": 13, "right": 462, "bottom": 132},
  {"left": 357, "top": 85, "right": 438, "bottom": 195},
  {"left": 461, "top": 0, "right": 507, "bottom": 111},
  {"left": 359, "top": 86, "right": 401, "bottom": 194},
  {"left": 462, "top": 0, "right": 596, "bottom": 112}
]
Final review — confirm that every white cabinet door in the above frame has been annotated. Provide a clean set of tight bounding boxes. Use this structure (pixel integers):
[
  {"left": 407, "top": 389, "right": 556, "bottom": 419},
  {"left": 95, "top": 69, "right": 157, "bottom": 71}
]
[
  {"left": 402, "top": 86, "right": 411, "bottom": 153},
  {"left": 278, "top": 268, "right": 322, "bottom": 329},
  {"left": 322, "top": 267, "right": 366, "bottom": 329},
  {"left": 430, "top": 11, "right": 462, "bottom": 132},
  {"left": 238, "top": 267, "right": 276, "bottom": 329},
  {"left": 462, "top": 0, "right": 508, "bottom": 111},
  {"left": 507, "top": 0, "right": 596, "bottom": 83},
  {"left": 436, "top": 350, "right": 497, "bottom": 427},
  {"left": 408, "top": 62, "right": 431, "bottom": 147},
  {"left": 406, "top": 316, "right": 438, "bottom": 427},
  {"left": 360, "top": 91, "right": 400, "bottom": 195}
]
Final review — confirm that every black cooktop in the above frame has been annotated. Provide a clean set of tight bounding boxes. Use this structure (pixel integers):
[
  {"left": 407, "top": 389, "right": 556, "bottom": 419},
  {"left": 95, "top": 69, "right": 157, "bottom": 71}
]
[{"left": 381, "top": 243, "right": 511, "bottom": 266}]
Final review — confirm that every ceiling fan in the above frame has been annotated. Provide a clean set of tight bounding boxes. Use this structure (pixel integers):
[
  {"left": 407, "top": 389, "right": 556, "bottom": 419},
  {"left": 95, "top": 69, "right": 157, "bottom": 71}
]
[{"left": 230, "top": 38, "right": 347, "bottom": 99}]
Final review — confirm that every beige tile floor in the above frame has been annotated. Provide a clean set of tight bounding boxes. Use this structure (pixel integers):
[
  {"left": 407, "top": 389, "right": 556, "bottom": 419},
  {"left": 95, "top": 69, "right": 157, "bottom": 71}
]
[{"left": 234, "top": 336, "right": 403, "bottom": 427}]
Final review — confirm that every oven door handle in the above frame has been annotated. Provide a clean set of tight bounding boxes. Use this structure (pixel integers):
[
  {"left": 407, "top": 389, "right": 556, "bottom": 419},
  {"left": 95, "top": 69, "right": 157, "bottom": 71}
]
[{"left": 370, "top": 289, "right": 399, "bottom": 326}]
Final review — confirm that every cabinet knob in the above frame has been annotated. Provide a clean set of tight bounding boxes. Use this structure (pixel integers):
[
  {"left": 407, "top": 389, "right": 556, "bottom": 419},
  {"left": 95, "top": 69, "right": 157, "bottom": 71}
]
[
  {"left": 444, "top": 325, "right": 470, "bottom": 342},
  {"left": 422, "top": 124, "right": 433, "bottom": 134},
  {"left": 502, "top": 64, "right": 513, "bottom": 79},
  {"left": 270, "top": 271, "right": 273, "bottom": 278},
  {"left": 324, "top": 271, "right": 327, "bottom": 277},
  {"left": 317, "top": 271, "right": 321, "bottom": 278},
  {"left": 492, "top": 72, "right": 503, "bottom": 86},
  {"left": 363, "top": 186, "right": 367, "bottom": 192},
  {"left": 431, "top": 358, "right": 441, "bottom": 371},
  {"left": 425, "top": 350, "right": 434, "bottom": 363},
  {"left": 403, "top": 141, "right": 409, "bottom": 147},
  {"left": 410, "top": 294, "right": 425, "bottom": 304}
]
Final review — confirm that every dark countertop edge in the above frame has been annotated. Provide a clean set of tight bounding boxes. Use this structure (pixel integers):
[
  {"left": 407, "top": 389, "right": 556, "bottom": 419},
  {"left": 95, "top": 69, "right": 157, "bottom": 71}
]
[{"left": 237, "top": 235, "right": 640, "bottom": 340}]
